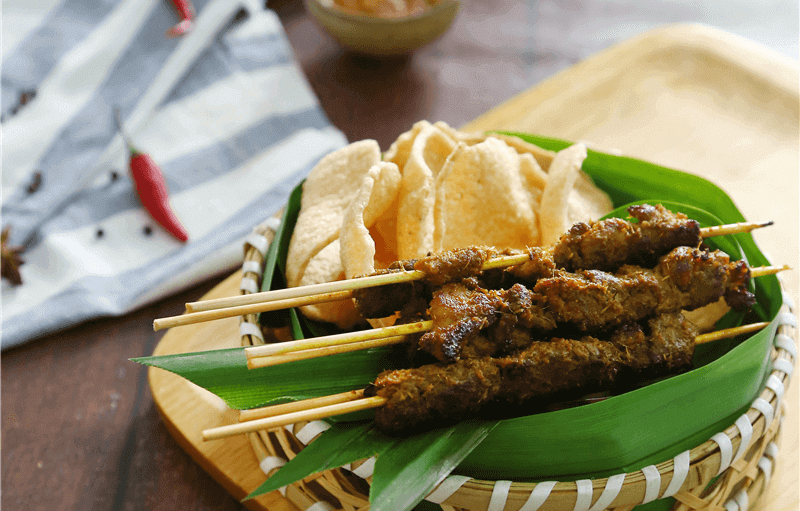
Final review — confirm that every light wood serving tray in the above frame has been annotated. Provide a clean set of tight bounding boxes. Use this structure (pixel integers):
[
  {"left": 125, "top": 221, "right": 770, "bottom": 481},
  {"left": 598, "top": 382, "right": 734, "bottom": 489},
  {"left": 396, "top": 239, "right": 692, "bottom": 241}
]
[{"left": 150, "top": 24, "right": 799, "bottom": 511}]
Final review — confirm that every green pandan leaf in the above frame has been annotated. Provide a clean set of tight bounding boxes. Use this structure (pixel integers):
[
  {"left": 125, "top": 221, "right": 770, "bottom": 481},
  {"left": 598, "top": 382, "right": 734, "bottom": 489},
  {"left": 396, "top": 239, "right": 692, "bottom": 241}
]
[
  {"left": 133, "top": 345, "right": 401, "bottom": 410},
  {"left": 245, "top": 418, "right": 499, "bottom": 511},
  {"left": 245, "top": 422, "right": 394, "bottom": 500},
  {"left": 370, "top": 420, "right": 499, "bottom": 511},
  {"left": 258, "top": 180, "right": 346, "bottom": 339}
]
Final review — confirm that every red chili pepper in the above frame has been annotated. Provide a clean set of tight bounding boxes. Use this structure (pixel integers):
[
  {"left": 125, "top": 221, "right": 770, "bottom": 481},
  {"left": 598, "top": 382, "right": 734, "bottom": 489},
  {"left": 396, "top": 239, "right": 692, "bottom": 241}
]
[
  {"left": 115, "top": 109, "right": 189, "bottom": 243},
  {"left": 166, "top": 0, "right": 195, "bottom": 38}
]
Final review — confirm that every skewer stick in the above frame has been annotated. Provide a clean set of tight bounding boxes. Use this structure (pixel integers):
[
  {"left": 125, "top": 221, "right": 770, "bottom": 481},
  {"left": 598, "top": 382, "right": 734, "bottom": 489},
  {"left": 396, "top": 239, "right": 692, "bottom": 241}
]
[
  {"left": 245, "top": 315, "right": 775, "bottom": 369},
  {"left": 153, "top": 290, "right": 353, "bottom": 331},
  {"left": 238, "top": 389, "right": 365, "bottom": 422},
  {"left": 202, "top": 396, "right": 386, "bottom": 441},
  {"left": 700, "top": 220, "right": 773, "bottom": 237},
  {"left": 247, "top": 335, "right": 410, "bottom": 369},
  {"left": 204, "top": 321, "right": 771, "bottom": 440},
  {"left": 751, "top": 265, "right": 789, "bottom": 278},
  {"left": 159, "top": 263, "right": 787, "bottom": 333},
  {"left": 245, "top": 320, "right": 432, "bottom": 359},
  {"left": 184, "top": 221, "right": 772, "bottom": 315},
  {"left": 694, "top": 322, "right": 771, "bottom": 344},
  {"left": 185, "top": 270, "right": 425, "bottom": 313}
]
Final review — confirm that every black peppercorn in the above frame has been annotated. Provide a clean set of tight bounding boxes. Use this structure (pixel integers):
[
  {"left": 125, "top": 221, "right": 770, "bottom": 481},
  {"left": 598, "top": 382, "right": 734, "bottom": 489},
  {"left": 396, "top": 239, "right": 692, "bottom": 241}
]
[
  {"left": 27, "top": 172, "right": 42, "bottom": 194},
  {"left": 143, "top": 226, "right": 153, "bottom": 236}
]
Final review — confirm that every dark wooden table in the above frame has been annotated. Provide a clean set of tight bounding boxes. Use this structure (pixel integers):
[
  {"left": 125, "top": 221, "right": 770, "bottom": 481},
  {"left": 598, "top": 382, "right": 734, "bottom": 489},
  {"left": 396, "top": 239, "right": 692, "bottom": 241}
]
[{"left": 3, "top": 1, "right": 797, "bottom": 510}]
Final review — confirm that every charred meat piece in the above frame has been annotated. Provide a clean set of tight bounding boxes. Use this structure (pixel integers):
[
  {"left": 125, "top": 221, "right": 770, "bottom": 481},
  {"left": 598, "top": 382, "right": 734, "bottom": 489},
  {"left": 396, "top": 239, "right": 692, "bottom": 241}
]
[
  {"left": 368, "top": 312, "right": 696, "bottom": 435},
  {"left": 420, "top": 246, "right": 752, "bottom": 361},
  {"left": 418, "top": 279, "right": 504, "bottom": 361},
  {"left": 534, "top": 245, "right": 754, "bottom": 331},
  {"left": 553, "top": 204, "right": 701, "bottom": 272},
  {"left": 351, "top": 259, "right": 424, "bottom": 319},
  {"left": 413, "top": 246, "right": 497, "bottom": 286},
  {"left": 504, "top": 246, "right": 556, "bottom": 282}
]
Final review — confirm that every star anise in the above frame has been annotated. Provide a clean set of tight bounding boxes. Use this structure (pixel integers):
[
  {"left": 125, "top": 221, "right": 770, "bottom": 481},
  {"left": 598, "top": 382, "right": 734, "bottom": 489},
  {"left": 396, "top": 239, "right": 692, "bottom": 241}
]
[{"left": 1, "top": 225, "right": 25, "bottom": 286}]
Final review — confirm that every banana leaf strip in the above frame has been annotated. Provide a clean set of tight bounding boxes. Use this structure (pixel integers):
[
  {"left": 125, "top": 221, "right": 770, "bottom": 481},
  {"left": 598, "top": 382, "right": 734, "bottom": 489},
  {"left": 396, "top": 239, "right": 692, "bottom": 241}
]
[
  {"left": 134, "top": 345, "right": 401, "bottom": 410},
  {"left": 370, "top": 420, "right": 499, "bottom": 511}
]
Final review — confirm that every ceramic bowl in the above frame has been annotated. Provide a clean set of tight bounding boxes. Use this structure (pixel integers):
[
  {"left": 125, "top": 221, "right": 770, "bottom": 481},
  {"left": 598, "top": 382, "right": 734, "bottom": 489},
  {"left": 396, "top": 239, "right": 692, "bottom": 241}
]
[{"left": 305, "top": 0, "right": 461, "bottom": 56}]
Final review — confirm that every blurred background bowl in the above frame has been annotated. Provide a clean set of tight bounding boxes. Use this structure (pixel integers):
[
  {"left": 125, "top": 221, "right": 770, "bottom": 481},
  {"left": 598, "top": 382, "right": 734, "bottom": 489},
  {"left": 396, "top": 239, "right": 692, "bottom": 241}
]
[{"left": 305, "top": 0, "right": 461, "bottom": 56}]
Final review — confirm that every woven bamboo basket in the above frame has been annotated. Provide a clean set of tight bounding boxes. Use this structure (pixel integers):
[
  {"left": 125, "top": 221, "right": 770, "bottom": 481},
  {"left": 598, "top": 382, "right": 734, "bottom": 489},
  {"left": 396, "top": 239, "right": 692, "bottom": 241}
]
[{"left": 236, "top": 219, "right": 796, "bottom": 511}]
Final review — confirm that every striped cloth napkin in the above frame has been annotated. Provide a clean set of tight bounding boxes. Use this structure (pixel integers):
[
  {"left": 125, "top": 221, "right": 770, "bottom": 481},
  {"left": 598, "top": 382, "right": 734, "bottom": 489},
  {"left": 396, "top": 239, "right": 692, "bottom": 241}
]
[{"left": 1, "top": 0, "right": 347, "bottom": 350}]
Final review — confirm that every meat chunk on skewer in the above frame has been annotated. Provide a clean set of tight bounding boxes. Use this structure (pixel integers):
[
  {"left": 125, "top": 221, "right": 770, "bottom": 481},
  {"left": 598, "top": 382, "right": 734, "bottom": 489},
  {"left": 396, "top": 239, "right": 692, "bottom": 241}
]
[
  {"left": 421, "top": 246, "right": 753, "bottom": 362},
  {"left": 367, "top": 312, "right": 697, "bottom": 435},
  {"left": 353, "top": 205, "right": 703, "bottom": 319},
  {"left": 553, "top": 203, "right": 701, "bottom": 272}
]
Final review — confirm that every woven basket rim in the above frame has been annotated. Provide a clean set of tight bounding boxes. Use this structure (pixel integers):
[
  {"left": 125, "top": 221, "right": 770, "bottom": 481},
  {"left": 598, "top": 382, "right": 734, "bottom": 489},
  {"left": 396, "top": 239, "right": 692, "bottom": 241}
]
[{"left": 237, "top": 218, "right": 796, "bottom": 511}]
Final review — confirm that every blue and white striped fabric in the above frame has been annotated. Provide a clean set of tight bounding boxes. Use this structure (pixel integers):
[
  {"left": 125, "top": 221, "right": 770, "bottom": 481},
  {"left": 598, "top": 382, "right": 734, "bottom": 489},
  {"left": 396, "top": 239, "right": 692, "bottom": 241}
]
[{"left": 1, "top": 0, "right": 347, "bottom": 349}]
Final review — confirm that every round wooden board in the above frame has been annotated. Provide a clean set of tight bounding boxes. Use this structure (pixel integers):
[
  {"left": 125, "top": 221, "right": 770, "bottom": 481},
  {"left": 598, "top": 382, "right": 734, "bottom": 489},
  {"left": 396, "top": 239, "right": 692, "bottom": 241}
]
[
  {"left": 150, "top": 24, "right": 798, "bottom": 511},
  {"left": 149, "top": 271, "right": 299, "bottom": 511}
]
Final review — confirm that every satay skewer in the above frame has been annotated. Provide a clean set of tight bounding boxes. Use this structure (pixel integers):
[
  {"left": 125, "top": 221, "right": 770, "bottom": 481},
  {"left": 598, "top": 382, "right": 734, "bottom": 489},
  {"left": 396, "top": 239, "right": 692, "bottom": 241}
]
[
  {"left": 182, "top": 220, "right": 772, "bottom": 315},
  {"left": 154, "top": 252, "right": 535, "bottom": 331},
  {"left": 243, "top": 264, "right": 787, "bottom": 368},
  {"left": 202, "top": 321, "right": 771, "bottom": 441},
  {"left": 154, "top": 260, "right": 786, "bottom": 332}
]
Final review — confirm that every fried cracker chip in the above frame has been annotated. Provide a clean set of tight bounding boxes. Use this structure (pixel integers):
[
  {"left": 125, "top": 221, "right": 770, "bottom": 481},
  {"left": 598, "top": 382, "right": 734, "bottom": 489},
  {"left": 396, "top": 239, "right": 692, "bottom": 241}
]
[
  {"left": 286, "top": 140, "right": 381, "bottom": 288},
  {"left": 433, "top": 121, "right": 486, "bottom": 145},
  {"left": 340, "top": 162, "right": 402, "bottom": 280},
  {"left": 396, "top": 124, "right": 458, "bottom": 258},
  {"left": 296, "top": 240, "right": 364, "bottom": 329},
  {"left": 433, "top": 137, "right": 540, "bottom": 251},
  {"left": 433, "top": 124, "right": 556, "bottom": 171},
  {"left": 383, "top": 120, "right": 431, "bottom": 169},
  {"left": 539, "top": 143, "right": 588, "bottom": 246},
  {"left": 567, "top": 170, "right": 614, "bottom": 226}
]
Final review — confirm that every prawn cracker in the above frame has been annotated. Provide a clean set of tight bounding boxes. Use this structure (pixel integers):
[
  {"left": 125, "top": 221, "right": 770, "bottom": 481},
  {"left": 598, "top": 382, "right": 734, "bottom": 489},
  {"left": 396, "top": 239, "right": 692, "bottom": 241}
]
[
  {"left": 396, "top": 124, "right": 457, "bottom": 258},
  {"left": 433, "top": 137, "right": 539, "bottom": 252},
  {"left": 297, "top": 239, "right": 364, "bottom": 329},
  {"left": 340, "top": 162, "right": 402, "bottom": 280},
  {"left": 538, "top": 143, "right": 588, "bottom": 246},
  {"left": 383, "top": 120, "right": 431, "bottom": 170},
  {"left": 434, "top": 125, "right": 556, "bottom": 171},
  {"left": 286, "top": 140, "right": 381, "bottom": 288}
]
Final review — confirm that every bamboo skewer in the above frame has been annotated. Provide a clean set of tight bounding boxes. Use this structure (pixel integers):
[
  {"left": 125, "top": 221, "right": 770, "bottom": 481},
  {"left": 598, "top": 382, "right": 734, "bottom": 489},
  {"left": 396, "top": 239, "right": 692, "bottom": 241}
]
[
  {"left": 245, "top": 320, "right": 432, "bottom": 358},
  {"left": 185, "top": 269, "right": 426, "bottom": 313},
  {"left": 238, "top": 389, "right": 365, "bottom": 422},
  {"left": 183, "top": 221, "right": 774, "bottom": 315},
  {"left": 154, "top": 255, "right": 786, "bottom": 333},
  {"left": 201, "top": 321, "right": 772, "bottom": 441},
  {"left": 247, "top": 335, "right": 410, "bottom": 369},
  {"left": 239, "top": 265, "right": 788, "bottom": 368},
  {"left": 202, "top": 395, "right": 387, "bottom": 441},
  {"left": 693, "top": 322, "right": 771, "bottom": 344}
]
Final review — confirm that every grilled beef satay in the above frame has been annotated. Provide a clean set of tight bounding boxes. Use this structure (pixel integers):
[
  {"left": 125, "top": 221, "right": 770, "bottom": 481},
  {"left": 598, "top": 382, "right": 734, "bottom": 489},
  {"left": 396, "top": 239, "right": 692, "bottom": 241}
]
[
  {"left": 553, "top": 203, "right": 701, "bottom": 272},
  {"left": 419, "top": 246, "right": 754, "bottom": 362},
  {"left": 366, "top": 312, "right": 697, "bottom": 435},
  {"left": 353, "top": 204, "right": 699, "bottom": 318}
]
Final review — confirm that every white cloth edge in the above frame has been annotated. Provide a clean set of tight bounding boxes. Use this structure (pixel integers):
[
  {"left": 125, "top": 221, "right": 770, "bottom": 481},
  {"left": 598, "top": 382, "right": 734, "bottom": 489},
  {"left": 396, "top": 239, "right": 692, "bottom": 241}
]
[
  {"left": 239, "top": 321, "right": 263, "bottom": 341},
  {"left": 518, "top": 481, "right": 558, "bottom": 511},
  {"left": 588, "top": 474, "right": 624, "bottom": 511},
  {"left": 425, "top": 475, "right": 472, "bottom": 504},
  {"left": 488, "top": 480, "right": 513, "bottom": 511},
  {"left": 295, "top": 420, "right": 330, "bottom": 444},
  {"left": 733, "top": 414, "right": 754, "bottom": 463},
  {"left": 662, "top": 450, "right": 690, "bottom": 498},
  {"left": 573, "top": 480, "right": 593, "bottom": 511},
  {"left": 641, "top": 465, "right": 661, "bottom": 504}
]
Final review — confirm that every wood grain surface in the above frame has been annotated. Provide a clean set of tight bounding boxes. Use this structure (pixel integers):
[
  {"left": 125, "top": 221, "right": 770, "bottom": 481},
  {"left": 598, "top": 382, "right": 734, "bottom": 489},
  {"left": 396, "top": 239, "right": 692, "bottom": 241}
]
[{"left": 149, "top": 24, "right": 799, "bottom": 511}]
